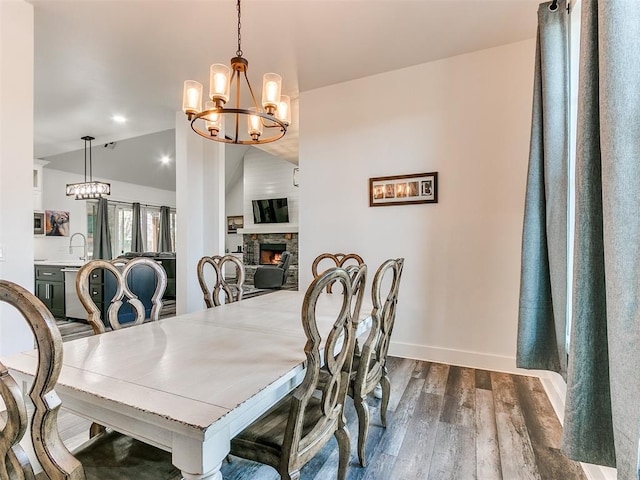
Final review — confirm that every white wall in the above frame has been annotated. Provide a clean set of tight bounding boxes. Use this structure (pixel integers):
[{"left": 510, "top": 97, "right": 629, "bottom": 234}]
[
  {"left": 299, "top": 39, "right": 535, "bottom": 372},
  {"left": 35, "top": 168, "right": 176, "bottom": 262},
  {"left": 226, "top": 171, "right": 243, "bottom": 253},
  {"left": 0, "top": 0, "right": 35, "bottom": 355},
  {"left": 242, "top": 149, "right": 299, "bottom": 230}
]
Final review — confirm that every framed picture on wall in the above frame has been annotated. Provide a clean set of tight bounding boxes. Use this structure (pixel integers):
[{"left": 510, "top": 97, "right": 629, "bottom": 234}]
[
  {"left": 227, "top": 215, "right": 244, "bottom": 234},
  {"left": 369, "top": 172, "right": 438, "bottom": 207},
  {"left": 45, "top": 210, "right": 70, "bottom": 236}
]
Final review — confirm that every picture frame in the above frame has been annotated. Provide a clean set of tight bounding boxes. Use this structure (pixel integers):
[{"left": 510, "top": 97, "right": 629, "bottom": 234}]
[
  {"left": 45, "top": 210, "right": 70, "bottom": 236},
  {"left": 227, "top": 215, "right": 244, "bottom": 234},
  {"left": 369, "top": 172, "right": 438, "bottom": 207}
]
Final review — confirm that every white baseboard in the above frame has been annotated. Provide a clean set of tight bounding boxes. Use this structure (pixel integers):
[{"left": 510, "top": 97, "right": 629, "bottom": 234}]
[
  {"left": 388, "top": 341, "right": 618, "bottom": 480},
  {"left": 389, "top": 340, "right": 527, "bottom": 375}
]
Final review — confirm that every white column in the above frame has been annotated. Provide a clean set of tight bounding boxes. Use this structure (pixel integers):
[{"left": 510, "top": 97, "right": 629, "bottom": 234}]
[
  {"left": 0, "top": 0, "right": 35, "bottom": 355},
  {"left": 175, "top": 113, "right": 225, "bottom": 314},
  {"left": 203, "top": 140, "right": 225, "bottom": 257}
]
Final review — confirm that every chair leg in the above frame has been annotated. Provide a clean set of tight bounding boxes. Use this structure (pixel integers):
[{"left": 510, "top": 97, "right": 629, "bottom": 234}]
[
  {"left": 335, "top": 425, "right": 351, "bottom": 480},
  {"left": 380, "top": 373, "right": 391, "bottom": 428},
  {"left": 353, "top": 394, "right": 370, "bottom": 467}
]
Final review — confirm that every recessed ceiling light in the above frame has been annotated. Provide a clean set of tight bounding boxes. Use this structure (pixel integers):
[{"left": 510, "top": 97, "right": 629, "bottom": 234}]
[
  {"left": 112, "top": 115, "right": 127, "bottom": 124},
  {"left": 160, "top": 155, "right": 171, "bottom": 165}
]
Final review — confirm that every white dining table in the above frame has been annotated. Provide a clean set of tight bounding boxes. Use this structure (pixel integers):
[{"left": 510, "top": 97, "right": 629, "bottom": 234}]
[{"left": 3, "top": 289, "right": 371, "bottom": 480}]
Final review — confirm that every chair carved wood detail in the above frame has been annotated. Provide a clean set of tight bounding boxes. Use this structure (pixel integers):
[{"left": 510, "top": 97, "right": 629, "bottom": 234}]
[
  {"left": 0, "top": 280, "right": 181, "bottom": 480},
  {"left": 76, "top": 257, "right": 167, "bottom": 335},
  {"left": 0, "top": 280, "right": 85, "bottom": 479},
  {"left": 197, "top": 255, "right": 245, "bottom": 308},
  {"left": 311, "top": 253, "right": 364, "bottom": 293},
  {"left": 352, "top": 257, "right": 404, "bottom": 467},
  {"left": 230, "top": 266, "right": 360, "bottom": 480}
]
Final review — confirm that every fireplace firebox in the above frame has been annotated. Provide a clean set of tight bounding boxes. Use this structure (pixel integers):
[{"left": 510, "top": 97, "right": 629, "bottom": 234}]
[{"left": 259, "top": 243, "right": 286, "bottom": 265}]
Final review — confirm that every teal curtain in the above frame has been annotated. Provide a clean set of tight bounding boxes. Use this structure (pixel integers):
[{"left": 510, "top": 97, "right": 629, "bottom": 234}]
[
  {"left": 517, "top": 0, "right": 568, "bottom": 377},
  {"left": 561, "top": 0, "right": 640, "bottom": 474},
  {"left": 131, "top": 202, "right": 144, "bottom": 253},
  {"left": 93, "top": 197, "right": 112, "bottom": 260}
]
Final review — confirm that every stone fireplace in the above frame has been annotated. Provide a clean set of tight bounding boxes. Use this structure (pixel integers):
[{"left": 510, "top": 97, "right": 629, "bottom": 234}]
[{"left": 243, "top": 233, "right": 298, "bottom": 288}]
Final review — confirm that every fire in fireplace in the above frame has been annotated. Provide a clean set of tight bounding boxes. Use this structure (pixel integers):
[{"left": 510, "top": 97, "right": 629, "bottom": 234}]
[{"left": 259, "top": 243, "right": 286, "bottom": 265}]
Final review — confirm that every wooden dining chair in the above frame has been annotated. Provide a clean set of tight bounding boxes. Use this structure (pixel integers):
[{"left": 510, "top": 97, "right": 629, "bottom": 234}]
[
  {"left": 197, "top": 254, "right": 245, "bottom": 308},
  {"left": 311, "top": 252, "right": 364, "bottom": 293},
  {"left": 0, "top": 280, "right": 181, "bottom": 480},
  {"left": 350, "top": 257, "right": 404, "bottom": 467},
  {"left": 77, "top": 257, "right": 168, "bottom": 335},
  {"left": 229, "top": 267, "right": 359, "bottom": 480},
  {"left": 76, "top": 257, "right": 168, "bottom": 438}
]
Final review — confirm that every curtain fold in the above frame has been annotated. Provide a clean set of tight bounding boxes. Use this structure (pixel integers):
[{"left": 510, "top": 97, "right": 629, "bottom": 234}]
[
  {"left": 131, "top": 202, "right": 144, "bottom": 253},
  {"left": 158, "top": 206, "right": 172, "bottom": 252},
  {"left": 517, "top": 0, "right": 568, "bottom": 377},
  {"left": 93, "top": 197, "right": 112, "bottom": 260},
  {"left": 561, "top": 0, "right": 640, "bottom": 474}
]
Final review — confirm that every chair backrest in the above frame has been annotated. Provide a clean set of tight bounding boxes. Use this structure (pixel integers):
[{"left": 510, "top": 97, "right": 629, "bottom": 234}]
[
  {"left": 345, "top": 264, "right": 368, "bottom": 333},
  {"left": 277, "top": 251, "right": 292, "bottom": 272},
  {"left": 283, "top": 266, "right": 360, "bottom": 461},
  {"left": 311, "top": 253, "right": 364, "bottom": 293},
  {"left": 197, "top": 255, "right": 245, "bottom": 308},
  {"left": 77, "top": 257, "right": 167, "bottom": 334},
  {"left": 0, "top": 280, "right": 85, "bottom": 479},
  {"left": 355, "top": 258, "right": 404, "bottom": 393}
]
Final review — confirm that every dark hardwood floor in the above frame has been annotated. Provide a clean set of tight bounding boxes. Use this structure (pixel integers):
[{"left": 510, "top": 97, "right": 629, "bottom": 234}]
[
  {"left": 215, "top": 357, "right": 587, "bottom": 480},
  {"left": 51, "top": 356, "right": 586, "bottom": 479}
]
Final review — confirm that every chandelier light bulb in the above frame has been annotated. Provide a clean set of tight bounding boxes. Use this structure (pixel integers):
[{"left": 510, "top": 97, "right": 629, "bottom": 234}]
[
  {"left": 204, "top": 101, "right": 222, "bottom": 136},
  {"left": 261, "top": 73, "right": 282, "bottom": 114},
  {"left": 248, "top": 108, "right": 263, "bottom": 139},
  {"left": 276, "top": 95, "right": 291, "bottom": 126},
  {"left": 209, "top": 64, "right": 231, "bottom": 105},
  {"left": 187, "top": 89, "right": 199, "bottom": 106},
  {"left": 182, "top": 81, "right": 203, "bottom": 118},
  {"left": 213, "top": 74, "right": 228, "bottom": 95},
  {"left": 266, "top": 82, "right": 278, "bottom": 101}
]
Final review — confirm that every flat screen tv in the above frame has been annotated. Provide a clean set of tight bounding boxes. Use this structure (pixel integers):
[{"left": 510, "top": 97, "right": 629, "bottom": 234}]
[{"left": 252, "top": 198, "right": 289, "bottom": 224}]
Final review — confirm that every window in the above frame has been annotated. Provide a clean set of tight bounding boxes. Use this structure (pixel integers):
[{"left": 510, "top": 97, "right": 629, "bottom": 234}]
[
  {"left": 146, "top": 208, "right": 161, "bottom": 252},
  {"left": 87, "top": 201, "right": 176, "bottom": 257},
  {"left": 116, "top": 206, "right": 133, "bottom": 256}
]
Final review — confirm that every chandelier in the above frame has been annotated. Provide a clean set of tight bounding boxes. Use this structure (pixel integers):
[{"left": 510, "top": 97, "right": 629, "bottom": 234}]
[
  {"left": 182, "top": 0, "right": 291, "bottom": 145},
  {"left": 65, "top": 136, "right": 111, "bottom": 200}
]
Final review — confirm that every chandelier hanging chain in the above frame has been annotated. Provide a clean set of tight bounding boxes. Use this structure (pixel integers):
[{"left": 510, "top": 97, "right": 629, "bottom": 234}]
[
  {"left": 84, "top": 138, "right": 88, "bottom": 182},
  {"left": 88, "top": 138, "right": 92, "bottom": 181},
  {"left": 236, "top": 0, "right": 243, "bottom": 57}
]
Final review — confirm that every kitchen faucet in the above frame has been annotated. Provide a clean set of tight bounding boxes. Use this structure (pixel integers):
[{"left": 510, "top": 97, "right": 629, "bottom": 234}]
[{"left": 69, "top": 232, "right": 88, "bottom": 261}]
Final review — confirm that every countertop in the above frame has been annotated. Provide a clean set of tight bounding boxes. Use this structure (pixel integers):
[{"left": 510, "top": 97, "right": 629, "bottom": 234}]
[{"left": 34, "top": 260, "right": 87, "bottom": 267}]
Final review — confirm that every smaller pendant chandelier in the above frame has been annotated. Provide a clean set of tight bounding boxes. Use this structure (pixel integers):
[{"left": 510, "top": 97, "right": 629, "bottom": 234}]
[
  {"left": 65, "top": 136, "right": 111, "bottom": 200},
  {"left": 182, "top": 0, "right": 291, "bottom": 145}
]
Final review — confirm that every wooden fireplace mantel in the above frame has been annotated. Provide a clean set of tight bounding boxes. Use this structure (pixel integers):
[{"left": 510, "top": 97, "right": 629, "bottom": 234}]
[{"left": 237, "top": 225, "right": 298, "bottom": 234}]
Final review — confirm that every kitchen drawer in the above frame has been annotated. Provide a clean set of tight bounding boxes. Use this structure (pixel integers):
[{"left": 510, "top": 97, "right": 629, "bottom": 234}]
[{"left": 34, "top": 265, "right": 64, "bottom": 282}]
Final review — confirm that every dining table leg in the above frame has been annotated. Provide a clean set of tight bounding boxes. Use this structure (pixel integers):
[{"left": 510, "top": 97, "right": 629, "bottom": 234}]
[
  {"left": 180, "top": 462, "right": 223, "bottom": 480},
  {"left": 173, "top": 430, "right": 229, "bottom": 480}
]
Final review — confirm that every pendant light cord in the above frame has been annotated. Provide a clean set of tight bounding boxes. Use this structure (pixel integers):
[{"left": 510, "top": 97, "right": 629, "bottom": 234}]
[
  {"left": 89, "top": 138, "right": 93, "bottom": 181},
  {"left": 84, "top": 138, "right": 88, "bottom": 183},
  {"left": 236, "top": 0, "right": 243, "bottom": 57}
]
